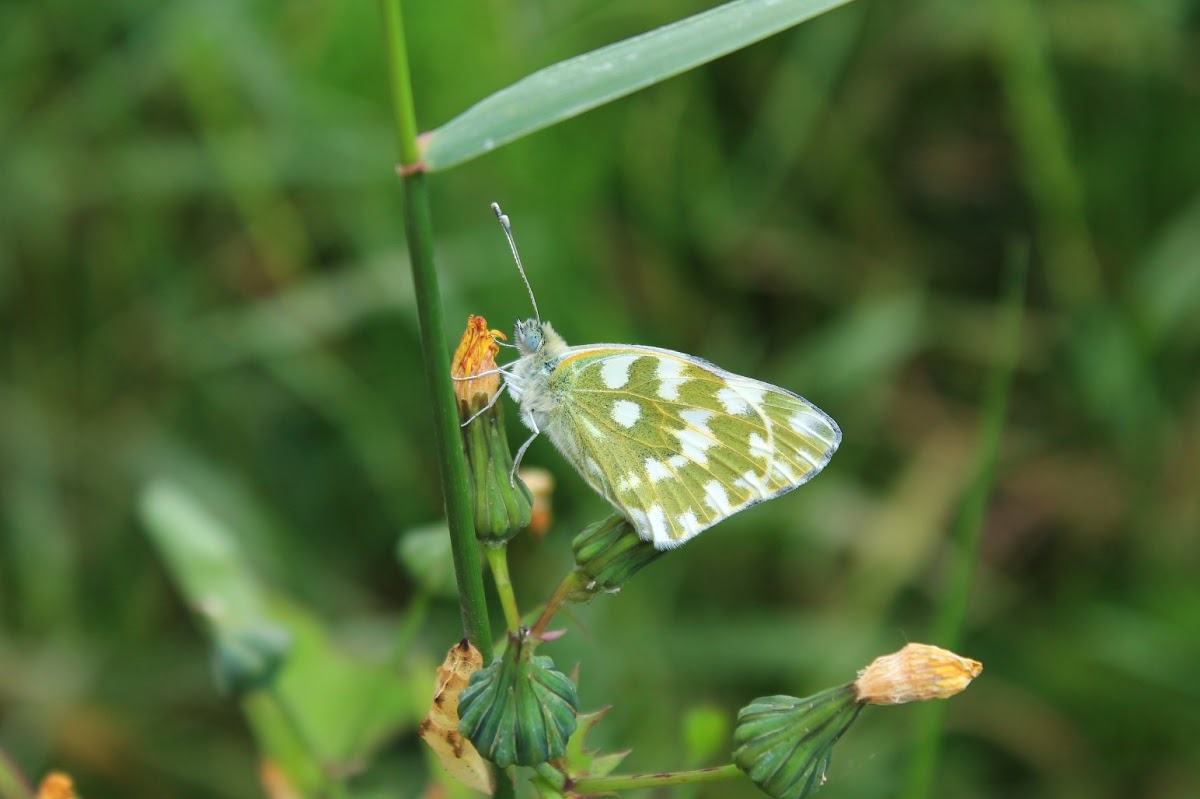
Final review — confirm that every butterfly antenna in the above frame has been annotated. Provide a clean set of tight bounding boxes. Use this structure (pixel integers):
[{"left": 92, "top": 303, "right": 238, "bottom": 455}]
[{"left": 491, "top": 202, "right": 540, "bottom": 323}]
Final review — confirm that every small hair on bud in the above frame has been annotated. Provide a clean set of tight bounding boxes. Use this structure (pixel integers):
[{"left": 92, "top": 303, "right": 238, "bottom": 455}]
[{"left": 854, "top": 643, "right": 982, "bottom": 705}]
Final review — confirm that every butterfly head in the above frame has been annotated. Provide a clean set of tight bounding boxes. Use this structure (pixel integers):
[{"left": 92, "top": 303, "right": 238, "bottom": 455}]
[
  {"left": 513, "top": 318, "right": 549, "bottom": 355},
  {"left": 514, "top": 318, "right": 568, "bottom": 360}
]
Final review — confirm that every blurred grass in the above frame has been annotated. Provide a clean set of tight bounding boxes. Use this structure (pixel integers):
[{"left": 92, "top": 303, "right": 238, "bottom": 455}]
[{"left": 2, "top": 0, "right": 1199, "bottom": 797}]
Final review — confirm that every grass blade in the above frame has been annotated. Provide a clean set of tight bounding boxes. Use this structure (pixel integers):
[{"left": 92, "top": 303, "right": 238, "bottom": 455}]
[
  {"left": 900, "top": 244, "right": 1029, "bottom": 799},
  {"left": 421, "top": 0, "right": 857, "bottom": 170}
]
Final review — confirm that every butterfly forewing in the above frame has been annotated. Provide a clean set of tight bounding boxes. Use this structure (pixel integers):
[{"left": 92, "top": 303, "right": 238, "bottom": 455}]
[{"left": 542, "top": 346, "right": 840, "bottom": 548}]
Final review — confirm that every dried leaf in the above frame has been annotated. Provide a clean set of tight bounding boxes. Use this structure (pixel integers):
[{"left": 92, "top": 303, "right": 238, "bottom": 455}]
[{"left": 419, "top": 640, "right": 494, "bottom": 794}]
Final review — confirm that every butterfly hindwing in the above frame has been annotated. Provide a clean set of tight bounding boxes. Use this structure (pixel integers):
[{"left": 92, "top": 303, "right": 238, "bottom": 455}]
[{"left": 540, "top": 345, "right": 840, "bottom": 548}]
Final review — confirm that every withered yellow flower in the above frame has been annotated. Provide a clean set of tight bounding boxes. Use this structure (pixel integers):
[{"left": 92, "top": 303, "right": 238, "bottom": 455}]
[
  {"left": 853, "top": 643, "right": 982, "bottom": 705},
  {"left": 451, "top": 315, "right": 504, "bottom": 409}
]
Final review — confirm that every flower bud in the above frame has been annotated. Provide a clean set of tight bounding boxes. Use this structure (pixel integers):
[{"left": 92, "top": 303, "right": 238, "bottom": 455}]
[
  {"left": 733, "top": 687, "right": 862, "bottom": 799},
  {"left": 569, "top": 515, "right": 664, "bottom": 601},
  {"left": 457, "top": 629, "right": 579, "bottom": 768},
  {"left": 37, "top": 772, "right": 79, "bottom": 799},
  {"left": 452, "top": 315, "right": 533, "bottom": 544},
  {"left": 853, "top": 642, "right": 982, "bottom": 705}
]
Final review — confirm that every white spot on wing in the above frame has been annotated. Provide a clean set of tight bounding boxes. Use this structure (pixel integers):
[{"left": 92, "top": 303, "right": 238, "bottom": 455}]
[
  {"left": 646, "top": 505, "right": 670, "bottom": 544},
  {"left": 668, "top": 454, "right": 688, "bottom": 470},
  {"left": 677, "top": 511, "right": 701, "bottom": 539},
  {"left": 789, "top": 410, "right": 835, "bottom": 446},
  {"left": 600, "top": 354, "right": 640, "bottom": 389},
  {"left": 748, "top": 432, "right": 771, "bottom": 460},
  {"left": 674, "top": 408, "right": 717, "bottom": 464},
  {"left": 772, "top": 460, "right": 799, "bottom": 482},
  {"left": 681, "top": 409, "right": 715, "bottom": 429},
  {"left": 719, "top": 381, "right": 767, "bottom": 416},
  {"left": 717, "top": 387, "right": 749, "bottom": 415},
  {"left": 736, "top": 469, "right": 771, "bottom": 499},
  {"left": 656, "top": 357, "right": 688, "bottom": 401},
  {"left": 645, "top": 458, "right": 671, "bottom": 483},
  {"left": 627, "top": 508, "right": 650, "bottom": 540},
  {"left": 611, "top": 399, "right": 641, "bottom": 428},
  {"left": 704, "top": 480, "right": 734, "bottom": 515}
]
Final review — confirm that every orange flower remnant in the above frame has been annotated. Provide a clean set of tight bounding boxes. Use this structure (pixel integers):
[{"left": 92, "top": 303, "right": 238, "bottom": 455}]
[
  {"left": 452, "top": 315, "right": 505, "bottom": 408},
  {"left": 37, "top": 772, "right": 79, "bottom": 799},
  {"left": 854, "top": 643, "right": 982, "bottom": 705}
]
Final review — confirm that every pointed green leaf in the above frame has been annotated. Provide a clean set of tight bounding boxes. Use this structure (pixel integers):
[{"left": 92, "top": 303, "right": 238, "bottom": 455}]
[{"left": 421, "top": 0, "right": 857, "bottom": 170}]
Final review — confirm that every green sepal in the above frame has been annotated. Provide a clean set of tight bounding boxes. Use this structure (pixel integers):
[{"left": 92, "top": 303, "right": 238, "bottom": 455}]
[
  {"left": 732, "top": 686, "right": 863, "bottom": 799},
  {"left": 561, "top": 707, "right": 630, "bottom": 781},
  {"left": 211, "top": 622, "right": 292, "bottom": 697},
  {"left": 458, "top": 630, "right": 580, "bottom": 768},
  {"left": 462, "top": 398, "right": 533, "bottom": 544},
  {"left": 569, "top": 515, "right": 664, "bottom": 600}
]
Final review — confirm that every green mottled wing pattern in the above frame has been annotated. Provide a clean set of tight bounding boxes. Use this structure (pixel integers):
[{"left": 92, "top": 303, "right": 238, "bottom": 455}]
[{"left": 541, "top": 345, "right": 840, "bottom": 549}]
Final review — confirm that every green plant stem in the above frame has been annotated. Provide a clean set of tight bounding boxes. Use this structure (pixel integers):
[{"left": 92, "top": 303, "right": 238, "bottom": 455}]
[
  {"left": 378, "top": 0, "right": 493, "bottom": 663},
  {"left": 267, "top": 686, "right": 348, "bottom": 799},
  {"left": 529, "top": 570, "right": 582, "bottom": 639},
  {"left": 901, "top": 246, "right": 1028, "bottom": 799},
  {"left": 485, "top": 545, "right": 521, "bottom": 631},
  {"left": 572, "top": 763, "right": 743, "bottom": 794}
]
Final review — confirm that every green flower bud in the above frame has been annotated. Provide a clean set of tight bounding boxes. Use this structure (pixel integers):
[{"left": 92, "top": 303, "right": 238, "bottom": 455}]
[
  {"left": 458, "top": 630, "right": 579, "bottom": 768},
  {"left": 463, "top": 398, "right": 533, "bottom": 543},
  {"left": 732, "top": 686, "right": 862, "bottom": 799},
  {"left": 453, "top": 315, "right": 533, "bottom": 544},
  {"left": 569, "top": 515, "right": 663, "bottom": 601}
]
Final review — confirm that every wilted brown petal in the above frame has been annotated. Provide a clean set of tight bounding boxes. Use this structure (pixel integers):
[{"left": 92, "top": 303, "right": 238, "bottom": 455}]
[
  {"left": 418, "top": 640, "right": 494, "bottom": 794},
  {"left": 853, "top": 643, "right": 982, "bottom": 705}
]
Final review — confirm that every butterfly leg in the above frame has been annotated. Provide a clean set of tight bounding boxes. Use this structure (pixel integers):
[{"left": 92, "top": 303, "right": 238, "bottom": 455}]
[
  {"left": 510, "top": 424, "right": 540, "bottom": 487},
  {"left": 459, "top": 382, "right": 506, "bottom": 427}
]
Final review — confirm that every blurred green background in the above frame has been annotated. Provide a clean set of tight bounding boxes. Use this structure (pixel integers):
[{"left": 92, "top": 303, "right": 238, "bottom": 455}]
[{"left": 2, "top": 0, "right": 1199, "bottom": 797}]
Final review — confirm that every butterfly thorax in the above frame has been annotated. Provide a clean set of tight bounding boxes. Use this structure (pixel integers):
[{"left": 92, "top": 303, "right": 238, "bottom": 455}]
[{"left": 508, "top": 319, "right": 571, "bottom": 431}]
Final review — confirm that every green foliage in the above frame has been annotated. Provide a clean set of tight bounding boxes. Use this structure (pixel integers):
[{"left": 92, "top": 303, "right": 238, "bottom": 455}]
[
  {"left": 420, "top": 0, "right": 856, "bottom": 170},
  {"left": 3, "top": 0, "right": 1200, "bottom": 796}
]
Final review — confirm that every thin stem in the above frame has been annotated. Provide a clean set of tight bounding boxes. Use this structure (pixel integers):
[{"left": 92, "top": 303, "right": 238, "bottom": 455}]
[
  {"left": 377, "top": 7, "right": 512, "bottom": 799},
  {"left": 572, "top": 763, "right": 743, "bottom": 794},
  {"left": 901, "top": 244, "right": 1028, "bottom": 799},
  {"left": 485, "top": 545, "right": 522, "bottom": 631},
  {"left": 529, "top": 570, "right": 582, "bottom": 639},
  {"left": 378, "top": 0, "right": 493, "bottom": 662},
  {"left": 534, "top": 763, "right": 567, "bottom": 790}
]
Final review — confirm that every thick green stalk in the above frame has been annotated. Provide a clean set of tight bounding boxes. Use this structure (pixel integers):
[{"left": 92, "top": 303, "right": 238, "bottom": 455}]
[
  {"left": 572, "top": 763, "right": 743, "bottom": 794},
  {"left": 378, "top": 0, "right": 493, "bottom": 661},
  {"left": 900, "top": 247, "right": 1028, "bottom": 799}
]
